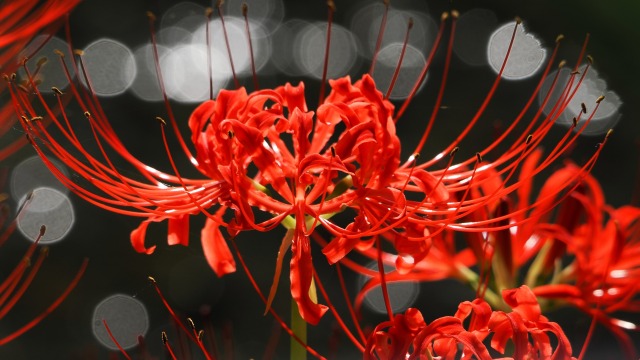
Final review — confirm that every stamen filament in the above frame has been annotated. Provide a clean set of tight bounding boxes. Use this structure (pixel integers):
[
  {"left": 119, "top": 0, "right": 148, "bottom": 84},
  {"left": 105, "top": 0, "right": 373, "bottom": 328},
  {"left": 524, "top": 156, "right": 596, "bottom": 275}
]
[
  {"left": 384, "top": 17, "right": 413, "bottom": 99},
  {"left": 318, "top": 0, "right": 335, "bottom": 105}
]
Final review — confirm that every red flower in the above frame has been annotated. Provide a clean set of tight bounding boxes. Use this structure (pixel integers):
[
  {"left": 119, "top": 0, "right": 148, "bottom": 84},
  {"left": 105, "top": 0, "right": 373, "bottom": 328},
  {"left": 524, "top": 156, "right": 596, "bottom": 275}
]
[
  {"left": 364, "top": 286, "right": 575, "bottom": 360},
  {"left": 6, "top": 5, "right": 611, "bottom": 330},
  {"left": 529, "top": 166, "right": 640, "bottom": 358},
  {"left": 431, "top": 160, "right": 638, "bottom": 358}
]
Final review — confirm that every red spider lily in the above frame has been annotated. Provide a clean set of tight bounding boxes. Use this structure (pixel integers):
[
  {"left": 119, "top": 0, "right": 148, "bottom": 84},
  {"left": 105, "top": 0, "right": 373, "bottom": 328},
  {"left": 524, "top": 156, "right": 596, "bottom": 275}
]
[
  {"left": 3, "top": 1, "right": 611, "bottom": 334},
  {"left": 396, "top": 159, "right": 637, "bottom": 358},
  {"left": 347, "top": 146, "right": 610, "bottom": 317},
  {"left": 527, "top": 166, "right": 640, "bottom": 358},
  {"left": 0, "top": 0, "right": 80, "bottom": 161},
  {"left": 364, "top": 285, "right": 575, "bottom": 360}
]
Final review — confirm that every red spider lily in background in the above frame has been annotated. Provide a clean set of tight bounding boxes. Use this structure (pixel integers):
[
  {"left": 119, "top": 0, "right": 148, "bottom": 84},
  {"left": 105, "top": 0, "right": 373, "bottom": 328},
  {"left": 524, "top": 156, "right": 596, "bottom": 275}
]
[
  {"left": 4, "top": 0, "right": 613, "bottom": 332},
  {"left": 365, "top": 286, "right": 576, "bottom": 360},
  {"left": 0, "top": 0, "right": 85, "bottom": 346},
  {"left": 345, "top": 146, "right": 610, "bottom": 318},
  {"left": 0, "top": 178, "right": 87, "bottom": 345},
  {"left": 381, "top": 157, "right": 639, "bottom": 358},
  {"left": 529, "top": 166, "right": 640, "bottom": 358},
  {"left": 0, "top": 0, "right": 81, "bottom": 160}
]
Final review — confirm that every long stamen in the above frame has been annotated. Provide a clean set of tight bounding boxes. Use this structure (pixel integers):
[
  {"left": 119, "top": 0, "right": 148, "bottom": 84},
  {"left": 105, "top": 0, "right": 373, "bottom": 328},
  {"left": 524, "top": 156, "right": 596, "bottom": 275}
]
[
  {"left": 162, "top": 332, "right": 178, "bottom": 360},
  {"left": 398, "top": 12, "right": 455, "bottom": 164},
  {"left": 205, "top": 7, "right": 214, "bottom": 100},
  {"left": 147, "top": 12, "right": 199, "bottom": 167},
  {"left": 187, "top": 317, "right": 216, "bottom": 360},
  {"left": 394, "top": 11, "right": 450, "bottom": 122},
  {"left": 369, "top": 0, "right": 390, "bottom": 75},
  {"left": 242, "top": 3, "right": 259, "bottom": 90},
  {"left": 335, "top": 263, "right": 367, "bottom": 344},
  {"left": 148, "top": 278, "right": 203, "bottom": 345},
  {"left": 423, "top": 16, "right": 520, "bottom": 167},
  {"left": 384, "top": 17, "right": 413, "bottom": 99},
  {"left": 103, "top": 319, "right": 132, "bottom": 360},
  {"left": 0, "top": 259, "right": 88, "bottom": 346},
  {"left": 318, "top": 0, "right": 335, "bottom": 105},
  {"left": 216, "top": 0, "right": 239, "bottom": 89},
  {"left": 0, "top": 247, "right": 48, "bottom": 319},
  {"left": 148, "top": 277, "right": 217, "bottom": 359},
  {"left": 312, "top": 271, "right": 365, "bottom": 352},
  {"left": 578, "top": 131, "right": 615, "bottom": 360},
  {"left": 375, "top": 236, "right": 394, "bottom": 322},
  {"left": 0, "top": 223, "right": 42, "bottom": 300}
]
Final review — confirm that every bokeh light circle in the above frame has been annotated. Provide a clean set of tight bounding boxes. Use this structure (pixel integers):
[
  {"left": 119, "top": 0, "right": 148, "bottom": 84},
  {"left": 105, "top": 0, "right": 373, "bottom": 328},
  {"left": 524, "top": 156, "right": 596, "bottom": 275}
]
[
  {"left": 160, "top": 2, "right": 206, "bottom": 31},
  {"left": 16, "top": 187, "right": 74, "bottom": 244},
  {"left": 18, "top": 35, "right": 75, "bottom": 92},
  {"left": 372, "top": 43, "right": 427, "bottom": 100},
  {"left": 130, "top": 44, "right": 168, "bottom": 102},
  {"left": 538, "top": 66, "right": 622, "bottom": 135},
  {"left": 270, "top": 19, "right": 311, "bottom": 77},
  {"left": 190, "top": 17, "right": 271, "bottom": 78},
  {"left": 92, "top": 294, "right": 149, "bottom": 351},
  {"left": 219, "top": 0, "right": 284, "bottom": 35},
  {"left": 293, "top": 22, "right": 359, "bottom": 79},
  {"left": 488, "top": 21, "right": 546, "bottom": 80},
  {"left": 350, "top": 5, "right": 437, "bottom": 60},
  {"left": 160, "top": 44, "right": 229, "bottom": 102},
  {"left": 157, "top": 26, "right": 193, "bottom": 47},
  {"left": 453, "top": 8, "right": 498, "bottom": 66},
  {"left": 11, "top": 155, "right": 69, "bottom": 208},
  {"left": 81, "top": 38, "right": 137, "bottom": 96},
  {"left": 358, "top": 262, "right": 420, "bottom": 314}
]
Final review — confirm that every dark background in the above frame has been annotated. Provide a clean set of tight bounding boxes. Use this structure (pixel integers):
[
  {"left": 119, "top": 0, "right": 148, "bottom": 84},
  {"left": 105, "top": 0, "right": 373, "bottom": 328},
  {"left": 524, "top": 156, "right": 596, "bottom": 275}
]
[{"left": 1, "top": 0, "right": 638, "bottom": 358}]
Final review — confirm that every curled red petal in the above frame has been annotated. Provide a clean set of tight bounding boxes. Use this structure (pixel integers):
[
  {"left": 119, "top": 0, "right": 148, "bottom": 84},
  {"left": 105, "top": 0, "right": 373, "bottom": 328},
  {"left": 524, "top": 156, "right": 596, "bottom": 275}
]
[
  {"left": 130, "top": 220, "right": 156, "bottom": 255},
  {"left": 405, "top": 169, "right": 450, "bottom": 204},
  {"left": 275, "top": 81, "right": 308, "bottom": 112},
  {"left": 502, "top": 285, "right": 542, "bottom": 321},
  {"left": 290, "top": 230, "right": 328, "bottom": 325},
  {"left": 167, "top": 215, "right": 190, "bottom": 246},
  {"left": 533, "top": 284, "right": 582, "bottom": 299},
  {"left": 188, "top": 100, "right": 216, "bottom": 145},
  {"left": 201, "top": 218, "right": 236, "bottom": 277}
]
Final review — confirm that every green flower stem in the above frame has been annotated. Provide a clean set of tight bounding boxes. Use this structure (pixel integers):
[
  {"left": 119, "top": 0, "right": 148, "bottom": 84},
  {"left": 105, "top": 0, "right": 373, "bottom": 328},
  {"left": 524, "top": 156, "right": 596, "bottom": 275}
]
[
  {"left": 253, "top": 174, "right": 351, "bottom": 360},
  {"left": 291, "top": 297, "right": 307, "bottom": 360},
  {"left": 524, "top": 240, "right": 552, "bottom": 288},
  {"left": 457, "top": 264, "right": 508, "bottom": 312}
]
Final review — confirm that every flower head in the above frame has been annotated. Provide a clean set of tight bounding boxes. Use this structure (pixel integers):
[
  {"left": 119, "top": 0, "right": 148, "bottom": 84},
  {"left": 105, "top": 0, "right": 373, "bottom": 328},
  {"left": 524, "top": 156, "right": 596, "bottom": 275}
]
[
  {"left": 5, "top": 2, "right": 612, "bottom": 332},
  {"left": 528, "top": 165, "right": 640, "bottom": 357},
  {"left": 364, "top": 286, "right": 575, "bottom": 360}
]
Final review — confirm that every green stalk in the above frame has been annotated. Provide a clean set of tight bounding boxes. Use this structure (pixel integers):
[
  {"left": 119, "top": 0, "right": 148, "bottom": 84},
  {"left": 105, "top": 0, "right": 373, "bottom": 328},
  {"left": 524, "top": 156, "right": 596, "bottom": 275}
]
[
  {"left": 291, "top": 297, "right": 307, "bottom": 360},
  {"left": 457, "top": 264, "right": 509, "bottom": 312}
]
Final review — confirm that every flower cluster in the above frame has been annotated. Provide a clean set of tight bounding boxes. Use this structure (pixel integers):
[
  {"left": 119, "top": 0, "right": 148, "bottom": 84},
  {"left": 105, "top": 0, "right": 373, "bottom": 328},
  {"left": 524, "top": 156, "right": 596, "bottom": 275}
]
[
  {"left": 365, "top": 286, "right": 575, "bottom": 360},
  {"left": 2, "top": 1, "right": 637, "bottom": 359}
]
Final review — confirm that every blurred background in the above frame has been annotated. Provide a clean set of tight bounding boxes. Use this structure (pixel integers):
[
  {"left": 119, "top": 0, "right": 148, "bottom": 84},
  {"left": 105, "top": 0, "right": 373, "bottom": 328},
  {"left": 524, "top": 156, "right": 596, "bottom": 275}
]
[{"left": 1, "top": 0, "right": 638, "bottom": 358}]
